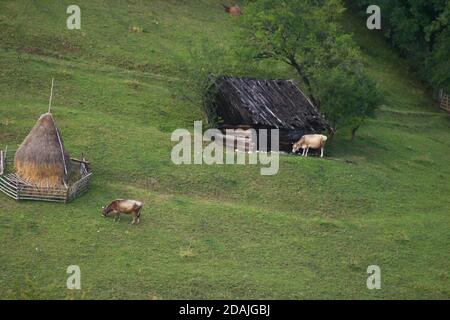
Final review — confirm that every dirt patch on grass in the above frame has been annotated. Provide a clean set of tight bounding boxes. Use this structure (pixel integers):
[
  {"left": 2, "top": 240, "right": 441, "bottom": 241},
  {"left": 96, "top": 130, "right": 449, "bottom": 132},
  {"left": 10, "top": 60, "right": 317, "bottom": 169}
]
[
  {"left": 58, "top": 39, "right": 81, "bottom": 54},
  {"left": 23, "top": 47, "right": 44, "bottom": 55},
  {"left": 22, "top": 37, "right": 81, "bottom": 58}
]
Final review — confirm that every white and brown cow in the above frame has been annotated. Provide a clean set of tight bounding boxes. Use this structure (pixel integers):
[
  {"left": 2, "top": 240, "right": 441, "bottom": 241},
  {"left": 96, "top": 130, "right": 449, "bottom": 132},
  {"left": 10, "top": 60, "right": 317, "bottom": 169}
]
[
  {"left": 292, "top": 134, "right": 328, "bottom": 158},
  {"left": 102, "top": 199, "right": 143, "bottom": 224}
]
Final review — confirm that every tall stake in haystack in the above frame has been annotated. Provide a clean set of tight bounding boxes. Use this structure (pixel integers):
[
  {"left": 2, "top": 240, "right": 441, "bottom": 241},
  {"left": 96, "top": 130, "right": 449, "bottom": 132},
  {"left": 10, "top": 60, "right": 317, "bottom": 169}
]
[
  {"left": 14, "top": 78, "right": 71, "bottom": 187},
  {"left": 48, "top": 77, "right": 54, "bottom": 113}
]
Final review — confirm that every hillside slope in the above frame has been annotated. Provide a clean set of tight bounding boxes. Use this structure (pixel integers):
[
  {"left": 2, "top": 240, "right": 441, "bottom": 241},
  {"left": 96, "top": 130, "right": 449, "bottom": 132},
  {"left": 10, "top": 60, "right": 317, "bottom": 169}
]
[{"left": 0, "top": 0, "right": 449, "bottom": 299}]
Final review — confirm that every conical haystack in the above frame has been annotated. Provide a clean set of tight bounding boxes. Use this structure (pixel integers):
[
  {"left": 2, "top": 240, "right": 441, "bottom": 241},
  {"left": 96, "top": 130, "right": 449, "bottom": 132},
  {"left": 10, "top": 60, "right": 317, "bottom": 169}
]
[{"left": 14, "top": 113, "right": 71, "bottom": 187}]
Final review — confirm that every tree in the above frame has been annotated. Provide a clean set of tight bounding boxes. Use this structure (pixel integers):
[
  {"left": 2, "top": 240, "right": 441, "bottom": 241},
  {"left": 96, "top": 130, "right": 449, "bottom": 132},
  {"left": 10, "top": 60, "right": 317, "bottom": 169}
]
[
  {"left": 314, "top": 66, "right": 381, "bottom": 139},
  {"left": 238, "top": 0, "right": 381, "bottom": 137},
  {"left": 426, "top": 27, "right": 450, "bottom": 92},
  {"left": 349, "top": 0, "right": 450, "bottom": 91},
  {"left": 239, "top": 0, "right": 343, "bottom": 106}
]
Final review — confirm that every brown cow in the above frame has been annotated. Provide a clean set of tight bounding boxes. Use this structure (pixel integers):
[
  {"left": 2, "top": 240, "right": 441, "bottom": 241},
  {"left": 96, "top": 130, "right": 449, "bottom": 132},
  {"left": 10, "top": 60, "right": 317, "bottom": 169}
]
[
  {"left": 102, "top": 199, "right": 143, "bottom": 224},
  {"left": 222, "top": 4, "right": 242, "bottom": 16}
]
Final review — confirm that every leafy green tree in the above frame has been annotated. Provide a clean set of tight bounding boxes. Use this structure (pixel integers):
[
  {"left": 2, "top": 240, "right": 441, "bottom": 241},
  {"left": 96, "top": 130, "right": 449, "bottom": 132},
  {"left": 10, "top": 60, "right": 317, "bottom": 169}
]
[
  {"left": 239, "top": 0, "right": 343, "bottom": 106},
  {"left": 238, "top": 0, "right": 382, "bottom": 137},
  {"left": 314, "top": 67, "right": 382, "bottom": 139},
  {"left": 426, "top": 27, "right": 450, "bottom": 91},
  {"left": 349, "top": 0, "right": 450, "bottom": 91}
]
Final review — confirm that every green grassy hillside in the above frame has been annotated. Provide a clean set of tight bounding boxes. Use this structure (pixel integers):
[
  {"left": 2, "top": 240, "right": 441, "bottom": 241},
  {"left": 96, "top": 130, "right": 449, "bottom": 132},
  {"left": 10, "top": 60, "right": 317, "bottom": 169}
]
[{"left": 0, "top": 1, "right": 449, "bottom": 299}]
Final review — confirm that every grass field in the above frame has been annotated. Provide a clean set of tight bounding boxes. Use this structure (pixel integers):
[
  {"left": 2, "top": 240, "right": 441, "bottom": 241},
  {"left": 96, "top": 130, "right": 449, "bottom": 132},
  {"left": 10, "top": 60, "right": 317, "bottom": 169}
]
[{"left": 0, "top": 0, "right": 449, "bottom": 299}]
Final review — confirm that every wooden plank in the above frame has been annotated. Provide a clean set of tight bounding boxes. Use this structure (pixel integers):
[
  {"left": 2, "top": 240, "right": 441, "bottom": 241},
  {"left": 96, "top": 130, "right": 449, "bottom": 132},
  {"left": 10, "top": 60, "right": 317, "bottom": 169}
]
[
  {"left": 222, "top": 139, "right": 255, "bottom": 147},
  {"left": 67, "top": 172, "right": 92, "bottom": 201},
  {"left": 4, "top": 174, "right": 32, "bottom": 186},
  {"left": 69, "top": 181, "right": 86, "bottom": 194},
  {"left": 71, "top": 182, "right": 89, "bottom": 193},
  {"left": 18, "top": 196, "right": 66, "bottom": 203},
  {"left": 0, "top": 150, "right": 4, "bottom": 176},
  {"left": 20, "top": 185, "right": 67, "bottom": 193},
  {"left": 18, "top": 187, "right": 66, "bottom": 195},
  {"left": 71, "top": 158, "right": 90, "bottom": 165},
  {"left": 18, "top": 191, "right": 66, "bottom": 199},
  {"left": 19, "top": 196, "right": 66, "bottom": 202},
  {"left": 0, "top": 180, "right": 17, "bottom": 194},
  {"left": 70, "top": 187, "right": 89, "bottom": 200},
  {"left": 440, "top": 92, "right": 450, "bottom": 112},
  {"left": 68, "top": 186, "right": 89, "bottom": 201},
  {"left": 0, "top": 177, "right": 18, "bottom": 199},
  {"left": 229, "top": 131, "right": 256, "bottom": 139},
  {"left": 0, "top": 186, "right": 18, "bottom": 199},
  {"left": 18, "top": 192, "right": 66, "bottom": 199},
  {"left": 0, "top": 180, "right": 17, "bottom": 193},
  {"left": 19, "top": 186, "right": 66, "bottom": 192},
  {"left": 70, "top": 177, "right": 86, "bottom": 189},
  {"left": 0, "top": 177, "right": 18, "bottom": 190},
  {"left": 217, "top": 132, "right": 252, "bottom": 142},
  {"left": 19, "top": 192, "right": 66, "bottom": 199},
  {"left": 70, "top": 181, "right": 89, "bottom": 195}
]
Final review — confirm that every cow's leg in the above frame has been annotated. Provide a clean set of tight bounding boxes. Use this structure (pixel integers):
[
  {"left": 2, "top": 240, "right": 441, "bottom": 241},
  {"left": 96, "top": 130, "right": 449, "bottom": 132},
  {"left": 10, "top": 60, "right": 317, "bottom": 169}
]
[
  {"left": 302, "top": 147, "right": 306, "bottom": 157},
  {"left": 305, "top": 146, "right": 309, "bottom": 157},
  {"left": 136, "top": 208, "right": 141, "bottom": 224},
  {"left": 114, "top": 211, "right": 120, "bottom": 222},
  {"left": 130, "top": 207, "right": 142, "bottom": 225},
  {"left": 321, "top": 147, "right": 324, "bottom": 158}
]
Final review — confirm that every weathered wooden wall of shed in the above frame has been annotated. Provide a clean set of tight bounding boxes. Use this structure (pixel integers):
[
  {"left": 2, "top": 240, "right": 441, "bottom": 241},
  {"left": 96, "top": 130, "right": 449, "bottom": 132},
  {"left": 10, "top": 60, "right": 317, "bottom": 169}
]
[{"left": 440, "top": 89, "right": 450, "bottom": 112}]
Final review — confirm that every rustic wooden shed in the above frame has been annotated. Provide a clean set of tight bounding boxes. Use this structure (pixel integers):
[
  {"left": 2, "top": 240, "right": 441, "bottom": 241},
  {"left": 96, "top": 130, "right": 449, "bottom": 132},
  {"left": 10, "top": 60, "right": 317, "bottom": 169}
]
[{"left": 204, "top": 76, "right": 330, "bottom": 152}]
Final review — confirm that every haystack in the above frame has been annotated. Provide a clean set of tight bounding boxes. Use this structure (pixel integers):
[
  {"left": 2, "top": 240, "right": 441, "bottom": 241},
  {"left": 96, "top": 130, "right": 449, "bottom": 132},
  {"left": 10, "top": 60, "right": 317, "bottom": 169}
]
[{"left": 14, "top": 113, "right": 71, "bottom": 187}]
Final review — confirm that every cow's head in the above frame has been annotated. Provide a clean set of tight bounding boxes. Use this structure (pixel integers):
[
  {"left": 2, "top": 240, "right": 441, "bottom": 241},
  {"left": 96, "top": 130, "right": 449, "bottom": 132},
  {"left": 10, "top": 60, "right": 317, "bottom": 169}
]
[
  {"left": 101, "top": 205, "right": 110, "bottom": 217},
  {"left": 292, "top": 142, "right": 302, "bottom": 154}
]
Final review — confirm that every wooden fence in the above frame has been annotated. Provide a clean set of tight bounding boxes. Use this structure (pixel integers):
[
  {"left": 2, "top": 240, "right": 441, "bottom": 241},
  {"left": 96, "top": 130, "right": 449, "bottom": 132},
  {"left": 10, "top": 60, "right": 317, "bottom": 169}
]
[
  {"left": 439, "top": 89, "right": 450, "bottom": 112},
  {"left": 67, "top": 172, "right": 92, "bottom": 202},
  {"left": 0, "top": 149, "right": 92, "bottom": 203}
]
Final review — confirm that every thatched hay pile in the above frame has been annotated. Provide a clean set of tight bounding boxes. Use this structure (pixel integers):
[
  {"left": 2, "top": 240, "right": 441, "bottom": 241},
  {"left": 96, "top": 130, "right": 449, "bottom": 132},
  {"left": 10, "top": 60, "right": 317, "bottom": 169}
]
[{"left": 14, "top": 113, "right": 71, "bottom": 187}]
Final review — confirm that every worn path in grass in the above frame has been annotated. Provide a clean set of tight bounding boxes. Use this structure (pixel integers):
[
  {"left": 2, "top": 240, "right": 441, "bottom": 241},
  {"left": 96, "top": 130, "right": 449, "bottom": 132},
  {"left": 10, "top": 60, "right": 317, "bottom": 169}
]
[{"left": 0, "top": 1, "right": 449, "bottom": 299}]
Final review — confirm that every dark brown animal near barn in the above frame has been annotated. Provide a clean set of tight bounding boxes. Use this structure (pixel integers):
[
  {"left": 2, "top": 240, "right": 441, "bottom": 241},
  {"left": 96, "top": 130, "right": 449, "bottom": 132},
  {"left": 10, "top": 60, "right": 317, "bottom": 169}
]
[
  {"left": 102, "top": 199, "right": 143, "bottom": 225},
  {"left": 222, "top": 4, "right": 242, "bottom": 16}
]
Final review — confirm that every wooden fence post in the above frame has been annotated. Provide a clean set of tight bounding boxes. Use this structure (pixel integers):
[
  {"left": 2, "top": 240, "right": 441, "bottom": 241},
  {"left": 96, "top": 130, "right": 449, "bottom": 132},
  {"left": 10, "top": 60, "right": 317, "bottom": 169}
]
[
  {"left": 441, "top": 91, "right": 450, "bottom": 112},
  {"left": 0, "top": 150, "right": 4, "bottom": 176}
]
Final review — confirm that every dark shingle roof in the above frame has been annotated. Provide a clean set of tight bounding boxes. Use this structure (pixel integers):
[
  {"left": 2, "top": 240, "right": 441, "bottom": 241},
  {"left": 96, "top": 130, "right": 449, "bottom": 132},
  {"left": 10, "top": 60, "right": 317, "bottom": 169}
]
[{"left": 206, "top": 76, "right": 329, "bottom": 132}]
